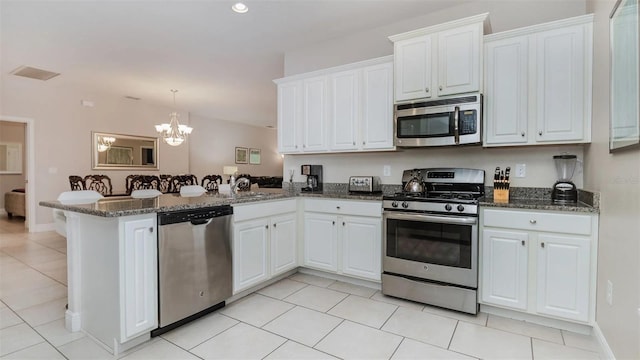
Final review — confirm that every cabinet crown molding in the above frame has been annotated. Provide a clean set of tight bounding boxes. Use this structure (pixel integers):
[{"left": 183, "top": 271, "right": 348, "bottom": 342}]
[
  {"left": 485, "top": 14, "right": 594, "bottom": 42},
  {"left": 273, "top": 55, "right": 393, "bottom": 84},
  {"left": 388, "top": 12, "right": 490, "bottom": 42}
]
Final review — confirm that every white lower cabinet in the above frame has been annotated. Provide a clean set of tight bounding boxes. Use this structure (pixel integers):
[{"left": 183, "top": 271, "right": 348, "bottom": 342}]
[
  {"left": 120, "top": 216, "right": 158, "bottom": 342},
  {"left": 232, "top": 200, "right": 297, "bottom": 294},
  {"left": 303, "top": 199, "right": 382, "bottom": 282},
  {"left": 480, "top": 208, "right": 597, "bottom": 323}
]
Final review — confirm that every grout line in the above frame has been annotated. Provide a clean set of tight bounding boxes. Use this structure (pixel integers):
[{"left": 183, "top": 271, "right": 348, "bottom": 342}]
[
  {"left": 379, "top": 305, "right": 399, "bottom": 330},
  {"left": 388, "top": 336, "right": 405, "bottom": 360},
  {"left": 311, "top": 319, "right": 345, "bottom": 349},
  {"left": 447, "top": 320, "right": 459, "bottom": 350}
]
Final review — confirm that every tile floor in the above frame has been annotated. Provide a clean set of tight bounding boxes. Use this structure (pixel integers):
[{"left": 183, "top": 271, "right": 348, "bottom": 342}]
[{"left": 0, "top": 215, "right": 605, "bottom": 359}]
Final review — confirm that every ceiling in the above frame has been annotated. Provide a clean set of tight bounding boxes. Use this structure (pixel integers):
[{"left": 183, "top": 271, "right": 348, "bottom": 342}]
[{"left": 1, "top": 0, "right": 463, "bottom": 128}]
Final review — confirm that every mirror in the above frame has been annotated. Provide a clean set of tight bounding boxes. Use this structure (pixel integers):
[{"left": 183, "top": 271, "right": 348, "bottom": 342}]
[
  {"left": 610, "top": 0, "right": 640, "bottom": 152},
  {"left": 92, "top": 132, "right": 159, "bottom": 170},
  {"left": 0, "top": 142, "right": 22, "bottom": 174}
]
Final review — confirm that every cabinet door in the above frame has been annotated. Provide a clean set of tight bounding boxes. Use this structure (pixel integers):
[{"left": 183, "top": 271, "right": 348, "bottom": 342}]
[
  {"left": 536, "top": 234, "right": 590, "bottom": 322},
  {"left": 303, "top": 76, "right": 328, "bottom": 152},
  {"left": 277, "top": 81, "right": 301, "bottom": 153},
  {"left": 233, "top": 218, "right": 269, "bottom": 293},
  {"left": 271, "top": 213, "right": 298, "bottom": 277},
  {"left": 535, "top": 25, "right": 586, "bottom": 142},
  {"left": 121, "top": 217, "right": 157, "bottom": 341},
  {"left": 484, "top": 36, "right": 529, "bottom": 145},
  {"left": 394, "top": 35, "right": 432, "bottom": 101},
  {"left": 437, "top": 24, "right": 481, "bottom": 96},
  {"left": 303, "top": 213, "right": 338, "bottom": 272},
  {"left": 341, "top": 216, "right": 381, "bottom": 281},
  {"left": 330, "top": 70, "right": 359, "bottom": 151},
  {"left": 362, "top": 62, "right": 394, "bottom": 150},
  {"left": 481, "top": 229, "right": 529, "bottom": 310}
]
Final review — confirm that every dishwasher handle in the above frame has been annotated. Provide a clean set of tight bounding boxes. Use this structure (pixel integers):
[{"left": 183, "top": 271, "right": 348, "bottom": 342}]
[{"left": 190, "top": 218, "right": 212, "bottom": 226}]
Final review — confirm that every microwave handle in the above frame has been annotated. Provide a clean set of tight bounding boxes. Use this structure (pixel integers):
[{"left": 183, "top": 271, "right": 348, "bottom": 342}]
[{"left": 454, "top": 106, "right": 460, "bottom": 145}]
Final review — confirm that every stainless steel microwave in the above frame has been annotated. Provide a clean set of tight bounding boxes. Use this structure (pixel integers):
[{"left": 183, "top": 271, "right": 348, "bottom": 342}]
[{"left": 394, "top": 94, "right": 482, "bottom": 147}]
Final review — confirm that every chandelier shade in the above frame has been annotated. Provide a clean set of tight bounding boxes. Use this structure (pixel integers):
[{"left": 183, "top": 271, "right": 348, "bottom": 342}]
[{"left": 155, "top": 90, "right": 193, "bottom": 146}]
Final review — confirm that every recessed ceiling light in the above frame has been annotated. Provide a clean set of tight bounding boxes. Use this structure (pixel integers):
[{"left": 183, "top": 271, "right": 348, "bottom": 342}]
[{"left": 232, "top": 2, "right": 248, "bottom": 13}]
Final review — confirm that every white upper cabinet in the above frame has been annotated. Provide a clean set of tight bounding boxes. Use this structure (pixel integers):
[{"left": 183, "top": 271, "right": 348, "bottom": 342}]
[
  {"left": 394, "top": 36, "right": 432, "bottom": 101},
  {"left": 390, "top": 14, "right": 488, "bottom": 102},
  {"left": 275, "top": 56, "right": 395, "bottom": 154},
  {"left": 484, "top": 15, "right": 593, "bottom": 147},
  {"left": 302, "top": 76, "right": 329, "bottom": 152},
  {"left": 437, "top": 24, "right": 482, "bottom": 96}
]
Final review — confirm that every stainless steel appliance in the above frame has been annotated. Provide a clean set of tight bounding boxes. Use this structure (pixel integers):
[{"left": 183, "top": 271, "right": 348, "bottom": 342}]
[
  {"left": 153, "top": 205, "right": 233, "bottom": 336},
  {"left": 301, "top": 165, "right": 323, "bottom": 192},
  {"left": 551, "top": 154, "right": 578, "bottom": 204},
  {"left": 348, "top": 176, "right": 381, "bottom": 193},
  {"left": 394, "top": 94, "right": 482, "bottom": 147},
  {"left": 382, "top": 168, "right": 485, "bottom": 314}
]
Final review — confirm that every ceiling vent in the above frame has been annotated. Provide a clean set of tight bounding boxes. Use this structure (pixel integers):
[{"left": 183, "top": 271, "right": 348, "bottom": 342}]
[{"left": 10, "top": 66, "right": 60, "bottom": 81}]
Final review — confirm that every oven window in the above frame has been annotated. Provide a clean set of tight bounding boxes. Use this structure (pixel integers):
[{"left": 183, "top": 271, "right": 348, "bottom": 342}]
[
  {"left": 386, "top": 218, "right": 472, "bottom": 268},
  {"left": 397, "top": 113, "right": 452, "bottom": 138}
]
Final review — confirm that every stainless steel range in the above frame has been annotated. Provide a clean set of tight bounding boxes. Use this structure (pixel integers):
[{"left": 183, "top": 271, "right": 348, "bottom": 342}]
[{"left": 382, "top": 168, "right": 485, "bottom": 314}]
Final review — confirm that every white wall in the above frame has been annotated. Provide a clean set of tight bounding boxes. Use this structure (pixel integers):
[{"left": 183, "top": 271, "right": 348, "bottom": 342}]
[
  {"left": 1, "top": 77, "right": 190, "bottom": 226},
  {"left": 189, "top": 114, "right": 282, "bottom": 180},
  {"left": 283, "top": 0, "right": 588, "bottom": 188},
  {"left": 0, "top": 121, "right": 26, "bottom": 209},
  {"left": 584, "top": 0, "right": 640, "bottom": 358}
]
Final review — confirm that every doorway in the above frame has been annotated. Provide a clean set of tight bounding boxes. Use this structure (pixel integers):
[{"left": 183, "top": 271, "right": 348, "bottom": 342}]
[{"left": 0, "top": 116, "right": 35, "bottom": 231}]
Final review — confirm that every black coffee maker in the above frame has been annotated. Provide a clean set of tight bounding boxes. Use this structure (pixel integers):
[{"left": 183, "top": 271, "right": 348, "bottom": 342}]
[{"left": 301, "top": 165, "right": 323, "bottom": 192}]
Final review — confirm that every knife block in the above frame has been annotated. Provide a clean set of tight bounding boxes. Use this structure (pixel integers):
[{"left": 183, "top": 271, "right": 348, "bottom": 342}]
[{"left": 493, "top": 188, "right": 509, "bottom": 203}]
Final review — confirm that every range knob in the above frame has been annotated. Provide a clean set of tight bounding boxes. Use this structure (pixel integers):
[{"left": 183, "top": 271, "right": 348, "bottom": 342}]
[
  {"left": 402, "top": 201, "right": 409, "bottom": 209},
  {"left": 445, "top": 204, "right": 452, "bottom": 211},
  {"left": 457, "top": 204, "right": 465, "bottom": 212},
  {"left": 392, "top": 201, "right": 398, "bottom": 208}
]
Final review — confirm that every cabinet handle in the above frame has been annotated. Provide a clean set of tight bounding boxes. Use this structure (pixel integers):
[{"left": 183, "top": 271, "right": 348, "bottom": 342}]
[
  {"left": 425, "top": 87, "right": 430, "bottom": 92},
  {"left": 439, "top": 85, "right": 443, "bottom": 91},
  {"left": 273, "top": 223, "right": 277, "bottom": 228},
  {"left": 332, "top": 221, "right": 335, "bottom": 225},
  {"left": 538, "top": 131, "right": 543, "bottom": 136},
  {"left": 353, "top": 142, "right": 355, "bottom": 145},
  {"left": 362, "top": 141, "right": 366, "bottom": 145},
  {"left": 521, "top": 132, "right": 525, "bottom": 137},
  {"left": 148, "top": 227, "right": 153, "bottom": 233},
  {"left": 336, "top": 206, "right": 341, "bottom": 210},
  {"left": 530, "top": 219, "right": 537, "bottom": 224},
  {"left": 303, "top": 144, "right": 306, "bottom": 148},
  {"left": 541, "top": 242, "right": 545, "bottom": 248},
  {"left": 265, "top": 225, "right": 269, "bottom": 229},
  {"left": 521, "top": 240, "right": 525, "bottom": 246},
  {"left": 295, "top": 145, "right": 298, "bottom": 149}
]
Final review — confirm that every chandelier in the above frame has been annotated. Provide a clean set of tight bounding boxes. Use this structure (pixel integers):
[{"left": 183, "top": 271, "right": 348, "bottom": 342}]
[
  {"left": 155, "top": 89, "right": 193, "bottom": 146},
  {"left": 97, "top": 136, "right": 115, "bottom": 152}
]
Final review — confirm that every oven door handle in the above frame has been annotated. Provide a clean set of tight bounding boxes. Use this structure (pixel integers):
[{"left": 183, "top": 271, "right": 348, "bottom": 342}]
[
  {"left": 454, "top": 106, "right": 460, "bottom": 145},
  {"left": 384, "top": 212, "right": 477, "bottom": 225}
]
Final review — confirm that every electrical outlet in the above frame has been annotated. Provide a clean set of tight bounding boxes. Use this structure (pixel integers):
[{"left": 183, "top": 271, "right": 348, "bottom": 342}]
[
  {"left": 515, "top": 164, "right": 526, "bottom": 178},
  {"left": 606, "top": 280, "right": 613, "bottom": 305},
  {"left": 383, "top": 165, "right": 391, "bottom": 177}
]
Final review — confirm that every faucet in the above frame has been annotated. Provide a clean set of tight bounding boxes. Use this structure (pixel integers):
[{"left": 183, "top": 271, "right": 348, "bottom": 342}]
[{"left": 230, "top": 176, "right": 250, "bottom": 194}]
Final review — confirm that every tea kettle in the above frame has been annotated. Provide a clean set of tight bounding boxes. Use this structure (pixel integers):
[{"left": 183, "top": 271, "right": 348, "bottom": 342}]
[{"left": 404, "top": 170, "right": 424, "bottom": 193}]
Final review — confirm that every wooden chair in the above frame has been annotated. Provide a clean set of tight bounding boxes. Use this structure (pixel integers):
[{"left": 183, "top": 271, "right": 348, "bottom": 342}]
[
  {"left": 159, "top": 174, "right": 172, "bottom": 193},
  {"left": 169, "top": 174, "right": 198, "bottom": 193},
  {"left": 127, "top": 175, "right": 161, "bottom": 194},
  {"left": 201, "top": 175, "right": 223, "bottom": 192},
  {"left": 83, "top": 175, "right": 113, "bottom": 196},
  {"left": 69, "top": 175, "right": 84, "bottom": 191},
  {"left": 235, "top": 173, "right": 252, "bottom": 191}
]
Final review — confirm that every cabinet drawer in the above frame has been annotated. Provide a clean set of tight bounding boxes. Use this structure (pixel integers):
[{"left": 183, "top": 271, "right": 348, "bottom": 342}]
[
  {"left": 303, "top": 198, "right": 382, "bottom": 217},
  {"left": 233, "top": 199, "right": 297, "bottom": 222},
  {"left": 483, "top": 209, "right": 592, "bottom": 236}
]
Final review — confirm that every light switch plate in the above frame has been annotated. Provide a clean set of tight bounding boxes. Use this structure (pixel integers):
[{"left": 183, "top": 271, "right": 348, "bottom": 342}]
[
  {"left": 515, "top": 164, "right": 526, "bottom": 178},
  {"left": 383, "top": 165, "right": 391, "bottom": 177}
]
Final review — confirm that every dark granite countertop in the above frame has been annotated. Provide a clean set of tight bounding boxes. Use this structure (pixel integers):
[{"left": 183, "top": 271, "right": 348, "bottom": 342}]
[{"left": 40, "top": 185, "right": 599, "bottom": 217}]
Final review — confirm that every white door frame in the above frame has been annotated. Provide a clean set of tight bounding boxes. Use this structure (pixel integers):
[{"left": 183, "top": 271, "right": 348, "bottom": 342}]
[{"left": 1, "top": 115, "right": 36, "bottom": 232}]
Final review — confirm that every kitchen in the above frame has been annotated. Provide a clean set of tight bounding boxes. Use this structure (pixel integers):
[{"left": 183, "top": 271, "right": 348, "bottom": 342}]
[{"left": 1, "top": 0, "right": 639, "bottom": 359}]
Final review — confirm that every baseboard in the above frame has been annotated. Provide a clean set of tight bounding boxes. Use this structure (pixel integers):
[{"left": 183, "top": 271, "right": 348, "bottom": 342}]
[
  {"left": 593, "top": 322, "right": 616, "bottom": 360},
  {"left": 480, "top": 304, "right": 592, "bottom": 334},
  {"left": 297, "top": 267, "right": 382, "bottom": 290},
  {"left": 30, "top": 223, "right": 56, "bottom": 233}
]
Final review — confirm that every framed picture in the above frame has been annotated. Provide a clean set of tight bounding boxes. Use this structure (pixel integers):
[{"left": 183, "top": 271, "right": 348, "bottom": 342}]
[
  {"left": 249, "top": 148, "right": 261, "bottom": 164},
  {"left": 106, "top": 146, "right": 133, "bottom": 165},
  {"left": 235, "top": 147, "right": 248, "bottom": 164}
]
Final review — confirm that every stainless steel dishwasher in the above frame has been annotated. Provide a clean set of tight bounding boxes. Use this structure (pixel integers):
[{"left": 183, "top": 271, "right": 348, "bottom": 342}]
[{"left": 153, "top": 205, "right": 233, "bottom": 336}]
